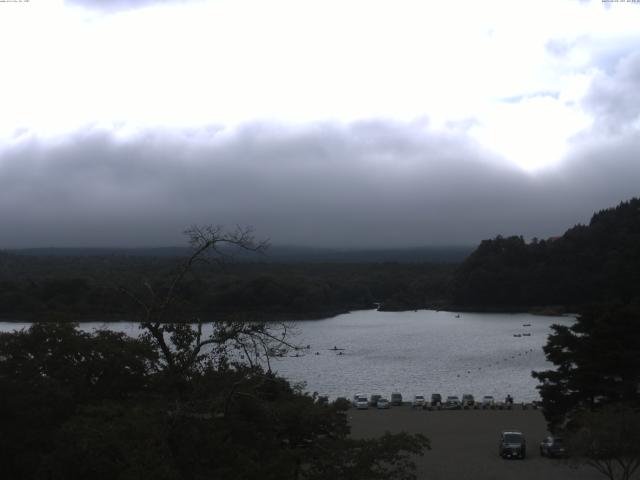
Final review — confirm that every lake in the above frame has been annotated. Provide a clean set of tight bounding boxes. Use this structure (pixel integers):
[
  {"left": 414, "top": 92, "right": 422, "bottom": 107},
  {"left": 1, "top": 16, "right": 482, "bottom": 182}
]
[{"left": 0, "top": 309, "right": 573, "bottom": 403}]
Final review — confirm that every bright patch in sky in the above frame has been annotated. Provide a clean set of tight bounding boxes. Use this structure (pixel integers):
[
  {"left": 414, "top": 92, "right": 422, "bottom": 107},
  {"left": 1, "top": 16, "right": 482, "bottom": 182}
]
[{"left": 1, "top": 0, "right": 639, "bottom": 170}]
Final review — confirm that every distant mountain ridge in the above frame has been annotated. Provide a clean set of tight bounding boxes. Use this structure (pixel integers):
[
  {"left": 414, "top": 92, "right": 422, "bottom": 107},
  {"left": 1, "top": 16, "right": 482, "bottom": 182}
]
[{"left": 451, "top": 197, "right": 640, "bottom": 309}]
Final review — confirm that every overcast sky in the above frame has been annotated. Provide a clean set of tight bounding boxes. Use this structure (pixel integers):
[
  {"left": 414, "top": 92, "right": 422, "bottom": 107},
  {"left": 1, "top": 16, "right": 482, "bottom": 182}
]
[{"left": 0, "top": 0, "right": 639, "bottom": 248}]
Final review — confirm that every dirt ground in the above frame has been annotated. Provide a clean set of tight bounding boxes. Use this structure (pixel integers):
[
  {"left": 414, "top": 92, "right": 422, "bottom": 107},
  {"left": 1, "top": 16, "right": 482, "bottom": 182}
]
[{"left": 348, "top": 406, "right": 603, "bottom": 480}]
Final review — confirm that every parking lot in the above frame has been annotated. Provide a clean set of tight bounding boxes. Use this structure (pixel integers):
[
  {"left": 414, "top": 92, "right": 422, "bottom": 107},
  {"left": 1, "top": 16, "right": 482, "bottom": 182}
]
[{"left": 348, "top": 407, "right": 602, "bottom": 480}]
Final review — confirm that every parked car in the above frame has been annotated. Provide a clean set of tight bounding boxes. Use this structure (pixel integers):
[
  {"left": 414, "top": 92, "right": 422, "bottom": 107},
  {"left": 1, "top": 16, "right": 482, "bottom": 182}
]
[
  {"left": 430, "top": 393, "right": 442, "bottom": 408},
  {"left": 391, "top": 392, "right": 403, "bottom": 406},
  {"left": 412, "top": 395, "right": 426, "bottom": 408},
  {"left": 370, "top": 394, "right": 382, "bottom": 407},
  {"left": 317, "top": 395, "right": 329, "bottom": 405},
  {"left": 462, "top": 394, "right": 475, "bottom": 409},
  {"left": 377, "top": 398, "right": 390, "bottom": 409},
  {"left": 444, "top": 395, "right": 461, "bottom": 409},
  {"left": 353, "top": 394, "right": 368, "bottom": 409},
  {"left": 482, "top": 395, "right": 495, "bottom": 409},
  {"left": 499, "top": 431, "right": 526, "bottom": 459},
  {"left": 539, "top": 436, "right": 567, "bottom": 458}
]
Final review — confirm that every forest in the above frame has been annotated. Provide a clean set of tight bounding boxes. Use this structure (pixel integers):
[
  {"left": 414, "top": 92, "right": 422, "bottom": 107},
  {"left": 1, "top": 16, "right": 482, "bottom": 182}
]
[
  {"left": 451, "top": 198, "right": 640, "bottom": 311},
  {"left": 1, "top": 197, "right": 639, "bottom": 321},
  {"left": 0, "top": 252, "right": 455, "bottom": 321}
]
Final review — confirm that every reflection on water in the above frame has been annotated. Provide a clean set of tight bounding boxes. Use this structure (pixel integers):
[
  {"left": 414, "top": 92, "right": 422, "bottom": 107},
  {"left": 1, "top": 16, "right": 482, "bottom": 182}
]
[{"left": 0, "top": 309, "right": 574, "bottom": 402}]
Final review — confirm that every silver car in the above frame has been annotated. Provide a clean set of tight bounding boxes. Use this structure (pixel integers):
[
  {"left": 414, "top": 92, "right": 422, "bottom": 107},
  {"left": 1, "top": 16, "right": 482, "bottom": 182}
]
[
  {"left": 353, "top": 394, "right": 369, "bottom": 409},
  {"left": 540, "top": 436, "right": 567, "bottom": 458}
]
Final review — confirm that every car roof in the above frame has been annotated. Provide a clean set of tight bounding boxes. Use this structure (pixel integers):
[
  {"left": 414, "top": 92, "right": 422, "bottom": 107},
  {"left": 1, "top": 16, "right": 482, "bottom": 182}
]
[{"left": 501, "top": 431, "right": 523, "bottom": 435}]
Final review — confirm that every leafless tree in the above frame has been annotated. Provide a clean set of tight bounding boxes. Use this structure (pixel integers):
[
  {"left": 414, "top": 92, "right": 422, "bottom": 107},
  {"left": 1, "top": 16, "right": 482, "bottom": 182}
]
[{"left": 119, "top": 225, "right": 297, "bottom": 380}]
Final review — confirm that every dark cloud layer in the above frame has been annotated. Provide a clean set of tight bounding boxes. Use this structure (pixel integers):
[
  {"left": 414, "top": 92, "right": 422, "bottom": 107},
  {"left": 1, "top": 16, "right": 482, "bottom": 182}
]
[{"left": 1, "top": 118, "right": 638, "bottom": 248}]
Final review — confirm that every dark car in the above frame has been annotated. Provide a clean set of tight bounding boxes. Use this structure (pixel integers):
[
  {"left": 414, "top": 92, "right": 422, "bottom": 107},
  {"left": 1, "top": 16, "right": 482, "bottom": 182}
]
[
  {"left": 539, "top": 436, "right": 567, "bottom": 458},
  {"left": 499, "top": 431, "right": 526, "bottom": 459},
  {"left": 430, "top": 393, "right": 442, "bottom": 407},
  {"left": 391, "top": 392, "right": 403, "bottom": 406},
  {"left": 444, "top": 395, "right": 461, "bottom": 410},
  {"left": 370, "top": 394, "right": 382, "bottom": 407}
]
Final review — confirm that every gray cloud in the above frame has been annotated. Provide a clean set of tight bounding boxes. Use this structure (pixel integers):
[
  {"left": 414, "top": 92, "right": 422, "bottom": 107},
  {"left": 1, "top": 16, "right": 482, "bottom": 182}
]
[
  {"left": 1, "top": 119, "right": 638, "bottom": 249},
  {"left": 583, "top": 51, "right": 640, "bottom": 133},
  {"left": 545, "top": 38, "right": 576, "bottom": 58},
  {"left": 545, "top": 33, "right": 640, "bottom": 76},
  {"left": 499, "top": 91, "right": 560, "bottom": 104}
]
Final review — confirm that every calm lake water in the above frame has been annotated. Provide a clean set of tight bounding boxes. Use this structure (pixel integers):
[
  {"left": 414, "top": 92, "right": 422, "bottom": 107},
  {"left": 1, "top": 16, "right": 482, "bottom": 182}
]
[{"left": 0, "top": 309, "right": 574, "bottom": 402}]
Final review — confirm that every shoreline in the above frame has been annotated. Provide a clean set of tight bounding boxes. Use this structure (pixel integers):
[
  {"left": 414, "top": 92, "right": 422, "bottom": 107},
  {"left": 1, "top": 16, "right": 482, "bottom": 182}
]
[{"left": 0, "top": 304, "right": 576, "bottom": 324}]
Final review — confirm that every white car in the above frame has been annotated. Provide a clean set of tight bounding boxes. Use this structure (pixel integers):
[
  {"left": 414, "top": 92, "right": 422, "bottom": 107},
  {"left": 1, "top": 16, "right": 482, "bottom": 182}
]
[
  {"left": 353, "top": 394, "right": 369, "bottom": 409},
  {"left": 482, "top": 395, "right": 495, "bottom": 409},
  {"left": 412, "top": 395, "right": 426, "bottom": 408}
]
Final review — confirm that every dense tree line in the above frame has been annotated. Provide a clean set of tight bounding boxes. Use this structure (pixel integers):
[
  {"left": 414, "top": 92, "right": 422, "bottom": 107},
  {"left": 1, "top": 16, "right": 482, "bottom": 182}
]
[
  {"left": 0, "top": 254, "right": 454, "bottom": 320},
  {"left": 0, "top": 322, "right": 429, "bottom": 480},
  {"left": 452, "top": 198, "right": 640, "bottom": 310}
]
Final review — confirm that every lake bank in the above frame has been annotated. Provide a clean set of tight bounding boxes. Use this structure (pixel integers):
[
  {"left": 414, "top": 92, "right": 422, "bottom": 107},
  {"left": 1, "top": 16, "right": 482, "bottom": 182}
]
[{"left": 0, "top": 302, "right": 576, "bottom": 324}]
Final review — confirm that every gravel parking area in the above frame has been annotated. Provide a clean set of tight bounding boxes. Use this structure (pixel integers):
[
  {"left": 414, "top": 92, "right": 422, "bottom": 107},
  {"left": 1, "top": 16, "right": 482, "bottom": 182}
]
[{"left": 348, "top": 407, "right": 602, "bottom": 480}]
